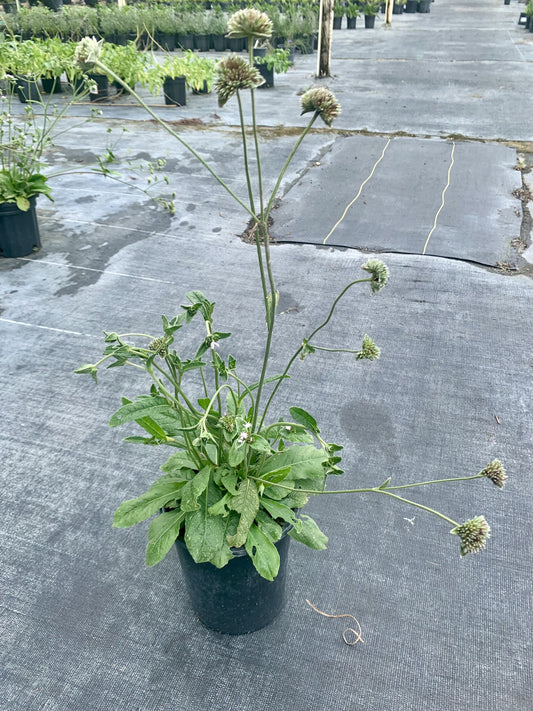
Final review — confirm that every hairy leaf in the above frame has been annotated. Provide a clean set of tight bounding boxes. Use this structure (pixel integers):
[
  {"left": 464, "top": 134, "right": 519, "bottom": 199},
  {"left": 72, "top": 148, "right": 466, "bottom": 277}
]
[
  {"left": 113, "top": 480, "right": 187, "bottom": 528},
  {"left": 289, "top": 407, "right": 320, "bottom": 434},
  {"left": 227, "top": 479, "right": 260, "bottom": 548},
  {"left": 228, "top": 440, "right": 246, "bottom": 467},
  {"left": 255, "top": 510, "right": 283, "bottom": 543},
  {"left": 180, "top": 466, "right": 211, "bottom": 512},
  {"left": 185, "top": 490, "right": 228, "bottom": 563},
  {"left": 109, "top": 396, "right": 177, "bottom": 428},
  {"left": 161, "top": 451, "right": 199, "bottom": 475},
  {"left": 245, "top": 525, "right": 280, "bottom": 581},
  {"left": 260, "top": 498, "right": 296, "bottom": 524},
  {"left": 259, "top": 445, "right": 326, "bottom": 481},
  {"left": 288, "top": 514, "right": 328, "bottom": 550},
  {"left": 145, "top": 509, "right": 186, "bottom": 567}
]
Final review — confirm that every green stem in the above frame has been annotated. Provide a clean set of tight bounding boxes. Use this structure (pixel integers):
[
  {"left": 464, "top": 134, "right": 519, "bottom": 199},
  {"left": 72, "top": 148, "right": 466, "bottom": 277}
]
[
  {"left": 264, "top": 113, "right": 318, "bottom": 216},
  {"left": 311, "top": 345, "right": 360, "bottom": 354},
  {"left": 259, "top": 277, "right": 373, "bottom": 428},
  {"left": 236, "top": 90, "right": 256, "bottom": 215},
  {"left": 386, "top": 474, "right": 483, "bottom": 490},
  {"left": 92, "top": 59, "right": 256, "bottom": 220},
  {"left": 249, "top": 477, "right": 459, "bottom": 526}
]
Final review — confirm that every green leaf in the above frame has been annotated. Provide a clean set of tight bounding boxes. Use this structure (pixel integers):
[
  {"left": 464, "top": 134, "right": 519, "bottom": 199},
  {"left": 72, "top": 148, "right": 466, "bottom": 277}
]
[
  {"left": 186, "top": 290, "right": 214, "bottom": 322},
  {"left": 209, "top": 511, "right": 239, "bottom": 568},
  {"left": 145, "top": 509, "right": 186, "bottom": 567},
  {"left": 113, "top": 480, "right": 187, "bottom": 528},
  {"left": 208, "top": 492, "right": 233, "bottom": 516},
  {"left": 221, "top": 469, "right": 239, "bottom": 495},
  {"left": 185, "top": 490, "right": 227, "bottom": 563},
  {"left": 247, "top": 374, "right": 288, "bottom": 393},
  {"left": 245, "top": 524, "right": 280, "bottom": 581},
  {"left": 255, "top": 509, "right": 283, "bottom": 543},
  {"left": 249, "top": 434, "right": 272, "bottom": 453},
  {"left": 16, "top": 196, "right": 30, "bottom": 212},
  {"left": 289, "top": 407, "right": 320, "bottom": 434},
  {"left": 161, "top": 451, "right": 198, "bottom": 474},
  {"left": 281, "top": 429, "right": 315, "bottom": 444},
  {"left": 260, "top": 498, "right": 297, "bottom": 524},
  {"left": 109, "top": 396, "right": 172, "bottom": 427},
  {"left": 134, "top": 416, "right": 168, "bottom": 440},
  {"left": 279, "top": 490, "right": 309, "bottom": 509},
  {"left": 227, "top": 479, "right": 260, "bottom": 548},
  {"left": 259, "top": 445, "right": 327, "bottom": 481},
  {"left": 228, "top": 440, "right": 246, "bottom": 467},
  {"left": 378, "top": 477, "right": 391, "bottom": 490},
  {"left": 198, "top": 398, "right": 211, "bottom": 411},
  {"left": 180, "top": 465, "right": 211, "bottom": 512},
  {"left": 288, "top": 514, "right": 328, "bottom": 550},
  {"left": 261, "top": 466, "right": 292, "bottom": 485},
  {"left": 74, "top": 363, "right": 98, "bottom": 383},
  {"left": 265, "top": 290, "right": 279, "bottom": 329}
]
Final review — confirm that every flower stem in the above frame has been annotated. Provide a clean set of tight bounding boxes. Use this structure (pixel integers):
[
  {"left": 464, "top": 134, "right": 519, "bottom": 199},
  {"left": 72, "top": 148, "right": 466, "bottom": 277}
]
[{"left": 92, "top": 59, "right": 256, "bottom": 220}]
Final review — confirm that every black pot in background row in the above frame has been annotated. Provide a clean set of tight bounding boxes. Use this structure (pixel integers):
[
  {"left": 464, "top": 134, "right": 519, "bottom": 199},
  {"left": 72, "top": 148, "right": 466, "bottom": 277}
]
[
  {"left": 163, "top": 76, "right": 187, "bottom": 106},
  {"left": 0, "top": 198, "right": 41, "bottom": 259}
]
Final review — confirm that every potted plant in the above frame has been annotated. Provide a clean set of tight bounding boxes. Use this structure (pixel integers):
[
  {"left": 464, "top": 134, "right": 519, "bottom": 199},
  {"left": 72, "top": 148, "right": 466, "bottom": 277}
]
[
  {"left": 393, "top": 0, "right": 404, "bottom": 14},
  {"left": 207, "top": 9, "right": 229, "bottom": 51},
  {"left": 346, "top": 3, "right": 360, "bottom": 29},
  {"left": 333, "top": 1, "right": 345, "bottom": 29},
  {"left": 153, "top": 5, "right": 180, "bottom": 52},
  {"left": 361, "top": 1, "right": 380, "bottom": 28},
  {"left": 253, "top": 45, "right": 291, "bottom": 88},
  {"left": 74, "top": 17, "right": 505, "bottom": 636},
  {"left": 181, "top": 50, "right": 217, "bottom": 94},
  {"left": 146, "top": 54, "right": 188, "bottom": 106}
]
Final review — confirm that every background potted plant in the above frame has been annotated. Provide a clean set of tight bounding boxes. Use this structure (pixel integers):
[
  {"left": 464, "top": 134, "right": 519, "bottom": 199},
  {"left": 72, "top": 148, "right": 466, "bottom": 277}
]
[
  {"left": 361, "top": 0, "right": 380, "bottom": 28},
  {"left": 346, "top": 3, "right": 360, "bottom": 29},
  {"left": 74, "top": 14, "right": 504, "bottom": 637},
  {"left": 254, "top": 45, "right": 291, "bottom": 88}
]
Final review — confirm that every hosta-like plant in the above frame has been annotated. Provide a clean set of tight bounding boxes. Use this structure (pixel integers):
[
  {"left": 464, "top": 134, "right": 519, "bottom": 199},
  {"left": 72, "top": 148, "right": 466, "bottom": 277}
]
[{"left": 75, "top": 13, "right": 504, "bottom": 580}]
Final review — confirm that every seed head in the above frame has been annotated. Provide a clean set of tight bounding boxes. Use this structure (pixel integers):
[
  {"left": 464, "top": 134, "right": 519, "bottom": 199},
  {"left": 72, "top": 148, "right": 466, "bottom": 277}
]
[
  {"left": 356, "top": 334, "right": 380, "bottom": 361},
  {"left": 479, "top": 459, "right": 507, "bottom": 489},
  {"left": 149, "top": 337, "right": 169, "bottom": 358},
  {"left": 451, "top": 516, "right": 491, "bottom": 556},
  {"left": 215, "top": 55, "right": 264, "bottom": 107},
  {"left": 300, "top": 88, "right": 341, "bottom": 127},
  {"left": 227, "top": 9, "right": 273, "bottom": 39},
  {"left": 74, "top": 37, "right": 102, "bottom": 72},
  {"left": 361, "top": 259, "right": 389, "bottom": 293}
]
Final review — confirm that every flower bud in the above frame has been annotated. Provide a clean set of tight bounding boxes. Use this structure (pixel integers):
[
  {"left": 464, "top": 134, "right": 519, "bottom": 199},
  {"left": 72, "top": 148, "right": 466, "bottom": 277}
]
[
  {"left": 356, "top": 334, "right": 380, "bottom": 361},
  {"left": 479, "top": 459, "right": 507, "bottom": 488},
  {"left": 227, "top": 9, "right": 273, "bottom": 39},
  {"left": 300, "top": 88, "right": 341, "bottom": 127},
  {"left": 451, "top": 516, "right": 491, "bottom": 556},
  {"left": 361, "top": 259, "right": 389, "bottom": 293},
  {"left": 74, "top": 37, "right": 102, "bottom": 72},
  {"left": 215, "top": 56, "right": 264, "bottom": 107}
]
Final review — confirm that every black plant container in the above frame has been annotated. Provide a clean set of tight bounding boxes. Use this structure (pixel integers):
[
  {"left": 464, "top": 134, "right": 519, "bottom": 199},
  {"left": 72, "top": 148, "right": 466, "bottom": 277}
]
[
  {"left": 364, "top": 15, "right": 376, "bottom": 28},
  {"left": 41, "top": 76, "right": 62, "bottom": 94},
  {"left": 177, "top": 34, "right": 195, "bottom": 50},
  {"left": 333, "top": 16, "right": 343, "bottom": 29},
  {"left": 175, "top": 528, "right": 292, "bottom": 634},
  {"left": 88, "top": 74, "right": 110, "bottom": 102},
  {"left": 347, "top": 17, "right": 357, "bottom": 28},
  {"left": 417, "top": 0, "right": 431, "bottom": 12},
  {"left": 194, "top": 34, "right": 211, "bottom": 52},
  {"left": 212, "top": 34, "right": 226, "bottom": 51},
  {"left": 163, "top": 76, "right": 187, "bottom": 106},
  {"left": 405, "top": 0, "right": 418, "bottom": 12},
  {"left": 0, "top": 198, "right": 41, "bottom": 258},
  {"left": 13, "top": 76, "right": 40, "bottom": 103}
]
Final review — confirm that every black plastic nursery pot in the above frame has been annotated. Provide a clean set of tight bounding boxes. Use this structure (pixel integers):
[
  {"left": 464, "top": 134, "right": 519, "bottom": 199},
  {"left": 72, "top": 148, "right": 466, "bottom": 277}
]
[
  {"left": 13, "top": 76, "right": 40, "bottom": 103},
  {"left": 347, "top": 17, "right": 357, "bottom": 29},
  {"left": 364, "top": 15, "right": 376, "bottom": 28},
  {"left": 41, "top": 77, "right": 62, "bottom": 94},
  {"left": 418, "top": 0, "right": 431, "bottom": 12},
  {"left": 405, "top": 0, "right": 418, "bottom": 12},
  {"left": 333, "top": 16, "right": 343, "bottom": 29},
  {"left": 88, "top": 74, "right": 110, "bottom": 102},
  {"left": 175, "top": 529, "right": 292, "bottom": 635},
  {"left": 194, "top": 34, "right": 211, "bottom": 52},
  {"left": 0, "top": 198, "right": 41, "bottom": 258},
  {"left": 163, "top": 76, "right": 187, "bottom": 106}
]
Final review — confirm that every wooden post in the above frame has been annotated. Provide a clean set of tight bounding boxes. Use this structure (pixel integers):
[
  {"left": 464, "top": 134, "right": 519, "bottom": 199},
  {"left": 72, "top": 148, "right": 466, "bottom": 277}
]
[
  {"left": 316, "top": 0, "right": 334, "bottom": 78},
  {"left": 385, "top": 0, "right": 393, "bottom": 26},
  {"left": 117, "top": 0, "right": 127, "bottom": 8}
]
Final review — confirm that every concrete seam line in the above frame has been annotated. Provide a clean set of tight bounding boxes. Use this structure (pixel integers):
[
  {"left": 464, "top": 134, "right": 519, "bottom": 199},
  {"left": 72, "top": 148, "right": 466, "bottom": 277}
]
[
  {"left": 322, "top": 138, "right": 392, "bottom": 245},
  {"left": 422, "top": 141, "right": 456, "bottom": 256}
]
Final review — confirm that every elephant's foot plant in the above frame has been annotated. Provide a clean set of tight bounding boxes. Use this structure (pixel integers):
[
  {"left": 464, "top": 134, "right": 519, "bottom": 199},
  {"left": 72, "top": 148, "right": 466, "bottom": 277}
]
[{"left": 75, "top": 10, "right": 505, "bottom": 583}]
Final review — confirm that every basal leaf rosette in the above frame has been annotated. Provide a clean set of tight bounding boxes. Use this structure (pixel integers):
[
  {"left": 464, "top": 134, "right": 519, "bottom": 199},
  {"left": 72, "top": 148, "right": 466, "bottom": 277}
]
[
  {"left": 226, "top": 9, "right": 273, "bottom": 39},
  {"left": 215, "top": 55, "right": 265, "bottom": 107},
  {"left": 300, "top": 87, "right": 341, "bottom": 127}
]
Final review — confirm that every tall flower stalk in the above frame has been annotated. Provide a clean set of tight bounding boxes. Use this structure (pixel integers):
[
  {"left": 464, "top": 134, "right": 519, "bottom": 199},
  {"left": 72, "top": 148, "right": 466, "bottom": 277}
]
[{"left": 75, "top": 19, "right": 504, "bottom": 579}]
